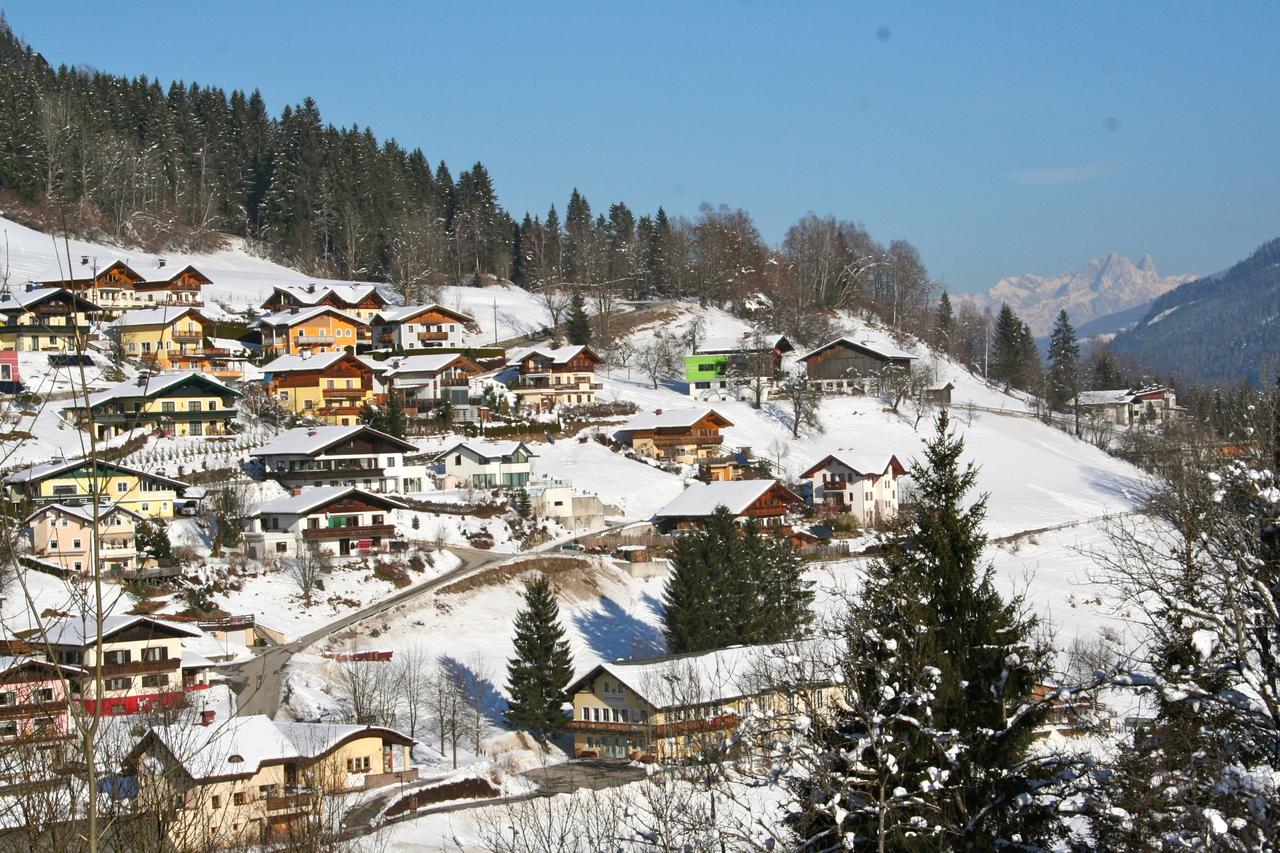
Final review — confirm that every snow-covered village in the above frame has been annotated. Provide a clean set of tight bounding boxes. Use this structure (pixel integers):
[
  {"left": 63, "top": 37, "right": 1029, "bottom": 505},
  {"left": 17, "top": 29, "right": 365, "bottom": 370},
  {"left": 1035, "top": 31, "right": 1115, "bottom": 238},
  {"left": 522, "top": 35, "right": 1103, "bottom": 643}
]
[{"left": 0, "top": 5, "right": 1276, "bottom": 851}]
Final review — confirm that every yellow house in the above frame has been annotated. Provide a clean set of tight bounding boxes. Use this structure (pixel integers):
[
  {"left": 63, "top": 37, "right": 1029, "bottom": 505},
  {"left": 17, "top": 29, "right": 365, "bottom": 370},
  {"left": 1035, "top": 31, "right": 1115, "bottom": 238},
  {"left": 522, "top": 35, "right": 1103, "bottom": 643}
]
[
  {"left": 115, "top": 307, "right": 209, "bottom": 370},
  {"left": 24, "top": 501, "right": 144, "bottom": 576},
  {"left": 3, "top": 458, "right": 194, "bottom": 520},
  {"left": 258, "top": 306, "right": 364, "bottom": 357},
  {"left": 63, "top": 371, "right": 242, "bottom": 440},
  {"left": 261, "top": 351, "right": 378, "bottom": 426},
  {"left": 567, "top": 641, "right": 836, "bottom": 761},
  {"left": 127, "top": 715, "right": 417, "bottom": 847},
  {"left": 0, "top": 286, "right": 102, "bottom": 352}
]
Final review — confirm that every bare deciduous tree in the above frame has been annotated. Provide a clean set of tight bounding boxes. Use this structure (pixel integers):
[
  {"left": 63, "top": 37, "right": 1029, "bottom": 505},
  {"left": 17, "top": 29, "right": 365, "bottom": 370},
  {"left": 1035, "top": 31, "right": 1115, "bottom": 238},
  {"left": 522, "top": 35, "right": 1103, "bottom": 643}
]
[{"left": 287, "top": 539, "right": 329, "bottom": 606}]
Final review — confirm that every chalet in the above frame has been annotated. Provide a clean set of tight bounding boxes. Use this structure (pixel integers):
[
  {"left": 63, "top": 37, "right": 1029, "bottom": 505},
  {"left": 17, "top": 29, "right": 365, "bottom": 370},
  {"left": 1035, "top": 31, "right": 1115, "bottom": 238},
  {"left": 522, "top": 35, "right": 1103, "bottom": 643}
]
[
  {"left": 372, "top": 304, "right": 475, "bottom": 350},
  {"left": 132, "top": 259, "right": 209, "bottom": 307},
  {"left": 1074, "top": 386, "right": 1183, "bottom": 426},
  {"left": 615, "top": 408, "right": 733, "bottom": 465},
  {"left": 249, "top": 425, "right": 427, "bottom": 494},
  {"left": 63, "top": 371, "right": 241, "bottom": 439},
  {"left": 24, "top": 502, "right": 144, "bottom": 576},
  {"left": 0, "top": 656, "right": 84, "bottom": 745},
  {"left": 3, "top": 457, "right": 195, "bottom": 519},
  {"left": 261, "top": 283, "right": 389, "bottom": 341},
  {"left": 0, "top": 286, "right": 101, "bottom": 352},
  {"left": 257, "top": 306, "right": 365, "bottom": 357},
  {"left": 800, "top": 451, "right": 906, "bottom": 527},
  {"left": 127, "top": 715, "right": 416, "bottom": 847},
  {"left": 261, "top": 351, "right": 378, "bottom": 426},
  {"left": 653, "top": 479, "right": 804, "bottom": 533},
  {"left": 171, "top": 336, "right": 255, "bottom": 382},
  {"left": 14, "top": 614, "right": 208, "bottom": 715},
  {"left": 433, "top": 440, "right": 535, "bottom": 489},
  {"left": 243, "top": 486, "right": 406, "bottom": 559},
  {"left": 114, "top": 306, "right": 210, "bottom": 370},
  {"left": 31, "top": 257, "right": 144, "bottom": 316},
  {"left": 567, "top": 640, "right": 833, "bottom": 761},
  {"left": 382, "top": 352, "right": 485, "bottom": 421},
  {"left": 684, "top": 334, "right": 792, "bottom": 401},
  {"left": 508, "top": 343, "right": 603, "bottom": 411},
  {"left": 800, "top": 337, "right": 917, "bottom": 393}
]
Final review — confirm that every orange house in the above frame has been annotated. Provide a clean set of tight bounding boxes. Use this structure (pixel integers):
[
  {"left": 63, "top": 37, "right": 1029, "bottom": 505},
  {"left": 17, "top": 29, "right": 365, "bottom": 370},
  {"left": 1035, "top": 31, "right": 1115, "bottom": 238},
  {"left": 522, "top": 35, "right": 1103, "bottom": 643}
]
[{"left": 257, "top": 306, "right": 365, "bottom": 357}]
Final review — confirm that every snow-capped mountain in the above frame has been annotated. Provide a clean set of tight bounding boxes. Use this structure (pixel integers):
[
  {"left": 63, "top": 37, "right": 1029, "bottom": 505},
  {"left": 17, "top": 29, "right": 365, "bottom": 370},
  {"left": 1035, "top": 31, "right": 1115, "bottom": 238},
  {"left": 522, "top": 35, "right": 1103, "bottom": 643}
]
[{"left": 961, "top": 253, "right": 1196, "bottom": 337}]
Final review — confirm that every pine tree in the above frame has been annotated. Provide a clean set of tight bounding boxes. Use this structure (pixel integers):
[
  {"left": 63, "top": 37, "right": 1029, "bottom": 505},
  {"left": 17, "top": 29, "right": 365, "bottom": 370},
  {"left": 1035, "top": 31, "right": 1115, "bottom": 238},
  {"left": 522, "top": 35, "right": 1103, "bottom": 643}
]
[
  {"left": 504, "top": 575, "right": 574, "bottom": 744},
  {"left": 1048, "top": 309, "right": 1081, "bottom": 423},
  {"left": 512, "top": 487, "right": 532, "bottom": 519},
  {"left": 937, "top": 291, "right": 954, "bottom": 353},
  {"left": 383, "top": 390, "right": 406, "bottom": 439},
  {"left": 565, "top": 288, "right": 591, "bottom": 345}
]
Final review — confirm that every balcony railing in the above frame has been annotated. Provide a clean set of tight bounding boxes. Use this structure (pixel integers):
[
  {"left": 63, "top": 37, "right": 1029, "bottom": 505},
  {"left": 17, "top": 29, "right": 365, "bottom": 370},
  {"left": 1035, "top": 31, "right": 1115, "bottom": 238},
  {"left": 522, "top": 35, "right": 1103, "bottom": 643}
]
[
  {"left": 652, "top": 434, "right": 723, "bottom": 447},
  {"left": 440, "top": 375, "right": 472, "bottom": 387},
  {"left": 321, "top": 387, "right": 367, "bottom": 399},
  {"left": 278, "top": 459, "right": 382, "bottom": 474},
  {"left": 301, "top": 523, "right": 396, "bottom": 541},
  {"left": 0, "top": 700, "right": 69, "bottom": 721},
  {"left": 170, "top": 330, "right": 203, "bottom": 342},
  {"left": 417, "top": 331, "right": 449, "bottom": 341},
  {"left": 99, "top": 658, "right": 179, "bottom": 677},
  {"left": 0, "top": 323, "right": 93, "bottom": 335},
  {"left": 265, "top": 793, "right": 312, "bottom": 814},
  {"left": 88, "top": 409, "right": 236, "bottom": 425},
  {"left": 567, "top": 713, "right": 740, "bottom": 737},
  {"left": 295, "top": 334, "right": 336, "bottom": 344}
]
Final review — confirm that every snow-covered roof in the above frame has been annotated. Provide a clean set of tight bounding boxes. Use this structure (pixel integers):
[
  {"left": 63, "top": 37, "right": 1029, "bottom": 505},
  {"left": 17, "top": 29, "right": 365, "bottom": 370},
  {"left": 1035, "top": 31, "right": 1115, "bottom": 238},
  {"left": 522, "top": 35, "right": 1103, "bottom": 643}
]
[
  {"left": 180, "top": 649, "right": 215, "bottom": 670},
  {"left": 31, "top": 258, "right": 140, "bottom": 284},
  {"left": 0, "top": 286, "right": 99, "bottom": 312},
  {"left": 695, "top": 334, "right": 789, "bottom": 355},
  {"left": 1075, "top": 389, "right": 1134, "bottom": 406},
  {"left": 82, "top": 370, "right": 238, "bottom": 408},
  {"left": 799, "top": 336, "right": 917, "bottom": 363},
  {"left": 17, "top": 614, "right": 200, "bottom": 647},
  {"left": 382, "top": 353, "right": 471, "bottom": 376},
  {"left": 257, "top": 305, "right": 365, "bottom": 328},
  {"left": 270, "top": 283, "right": 387, "bottom": 308},
  {"left": 3, "top": 457, "right": 192, "bottom": 491},
  {"left": 800, "top": 451, "right": 905, "bottom": 479},
  {"left": 114, "top": 306, "right": 204, "bottom": 328},
  {"left": 433, "top": 440, "right": 535, "bottom": 463},
  {"left": 251, "top": 485, "right": 407, "bottom": 517},
  {"left": 259, "top": 351, "right": 352, "bottom": 373},
  {"left": 617, "top": 407, "right": 731, "bottom": 433},
  {"left": 654, "top": 479, "right": 795, "bottom": 518},
  {"left": 23, "top": 501, "right": 144, "bottom": 526},
  {"left": 207, "top": 336, "right": 253, "bottom": 355},
  {"left": 507, "top": 343, "right": 595, "bottom": 365},
  {"left": 136, "top": 260, "right": 210, "bottom": 284},
  {"left": 249, "top": 425, "right": 414, "bottom": 458},
  {"left": 375, "top": 303, "right": 474, "bottom": 324}
]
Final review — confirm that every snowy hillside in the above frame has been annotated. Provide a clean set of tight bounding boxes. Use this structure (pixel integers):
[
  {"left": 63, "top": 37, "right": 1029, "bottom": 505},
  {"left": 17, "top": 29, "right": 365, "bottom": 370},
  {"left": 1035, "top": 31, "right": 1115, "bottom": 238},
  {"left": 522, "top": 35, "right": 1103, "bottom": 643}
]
[{"left": 960, "top": 252, "right": 1195, "bottom": 337}]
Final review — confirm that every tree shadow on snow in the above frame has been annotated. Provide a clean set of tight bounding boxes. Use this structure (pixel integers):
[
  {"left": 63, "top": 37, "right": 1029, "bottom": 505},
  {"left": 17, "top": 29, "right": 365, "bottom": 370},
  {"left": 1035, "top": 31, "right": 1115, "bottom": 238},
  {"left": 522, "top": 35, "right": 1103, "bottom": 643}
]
[
  {"left": 572, "top": 596, "right": 666, "bottom": 662},
  {"left": 439, "top": 655, "right": 508, "bottom": 727}
]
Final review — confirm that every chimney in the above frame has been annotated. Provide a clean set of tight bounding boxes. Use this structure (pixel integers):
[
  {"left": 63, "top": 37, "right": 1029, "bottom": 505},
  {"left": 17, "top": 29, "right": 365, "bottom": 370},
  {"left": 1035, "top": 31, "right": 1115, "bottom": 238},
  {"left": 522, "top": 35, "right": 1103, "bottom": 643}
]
[
  {"left": 158, "top": 258, "right": 167, "bottom": 268},
  {"left": 292, "top": 487, "right": 304, "bottom": 496},
  {"left": 80, "top": 256, "right": 89, "bottom": 266},
  {"left": 654, "top": 408, "right": 662, "bottom": 415},
  {"left": 307, "top": 284, "right": 316, "bottom": 294},
  {"left": 199, "top": 709, "right": 215, "bottom": 727},
  {"left": 307, "top": 428, "right": 317, "bottom": 437},
  {"left": 290, "top": 306, "right": 299, "bottom": 314}
]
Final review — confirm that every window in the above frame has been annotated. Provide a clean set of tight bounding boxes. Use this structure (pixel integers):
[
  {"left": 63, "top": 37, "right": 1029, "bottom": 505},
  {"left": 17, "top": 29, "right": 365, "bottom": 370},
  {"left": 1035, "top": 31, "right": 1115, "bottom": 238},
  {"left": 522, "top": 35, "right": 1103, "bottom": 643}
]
[
  {"left": 0, "top": 692, "right": 13, "bottom": 707},
  {"left": 72, "top": 538, "right": 82, "bottom": 549},
  {"left": 116, "top": 481, "right": 128, "bottom": 493},
  {"left": 49, "top": 539, "right": 58, "bottom": 549},
  {"left": 104, "top": 677, "right": 131, "bottom": 691},
  {"left": 142, "top": 646, "right": 166, "bottom": 662},
  {"left": 582, "top": 707, "right": 590, "bottom": 720},
  {"left": 187, "top": 400, "right": 202, "bottom": 412},
  {"left": 275, "top": 542, "right": 288, "bottom": 557},
  {"left": 162, "top": 401, "right": 175, "bottom": 413},
  {"left": 103, "top": 650, "right": 131, "bottom": 666},
  {"left": 232, "top": 792, "right": 248, "bottom": 806},
  {"left": 211, "top": 795, "right": 222, "bottom": 809},
  {"left": 73, "top": 561, "right": 83, "bottom": 573},
  {"left": 346, "top": 756, "right": 371, "bottom": 773},
  {"left": 141, "top": 503, "right": 150, "bottom": 512},
  {"left": 0, "top": 721, "right": 16, "bottom": 737},
  {"left": 371, "top": 514, "right": 383, "bottom": 525}
]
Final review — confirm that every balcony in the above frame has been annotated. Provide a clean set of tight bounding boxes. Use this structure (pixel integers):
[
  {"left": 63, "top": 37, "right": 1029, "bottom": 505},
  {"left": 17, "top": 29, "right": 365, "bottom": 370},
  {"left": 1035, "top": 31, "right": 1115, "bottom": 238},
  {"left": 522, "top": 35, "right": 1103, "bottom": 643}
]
[
  {"left": 265, "top": 793, "right": 312, "bottom": 814},
  {"left": 652, "top": 434, "right": 723, "bottom": 447},
  {"left": 302, "top": 523, "right": 396, "bottom": 541},
  {"left": 110, "top": 565, "right": 183, "bottom": 581},
  {"left": 170, "top": 329, "right": 203, "bottom": 342},
  {"left": 567, "top": 713, "right": 739, "bottom": 737},
  {"left": 295, "top": 333, "right": 336, "bottom": 345},
  {"left": 417, "top": 331, "right": 449, "bottom": 342},
  {"left": 440, "top": 375, "right": 472, "bottom": 387},
  {"left": 0, "top": 700, "right": 69, "bottom": 721},
  {"left": 0, "top": 323, "right": 93, "bottom": 335},
  {"left": 322, "top": 387, "right": 367, "bottom": 399},
  {"left": 89, "top": 409, "right": 236, "bottom": 425},
  {"left": 282, "top": 459, "right": 382, "bottom": 474},
  {"left": 99, "top": 657, "right": 179, "bottom": 677}
]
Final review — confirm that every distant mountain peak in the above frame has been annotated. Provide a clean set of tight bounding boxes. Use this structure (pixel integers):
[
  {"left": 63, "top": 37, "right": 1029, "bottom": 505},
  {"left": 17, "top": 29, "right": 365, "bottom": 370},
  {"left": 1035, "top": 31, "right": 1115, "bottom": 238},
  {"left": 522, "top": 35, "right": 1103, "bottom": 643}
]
[{"left": 960, "top": 253, "right": 1194, "bottom": 337}]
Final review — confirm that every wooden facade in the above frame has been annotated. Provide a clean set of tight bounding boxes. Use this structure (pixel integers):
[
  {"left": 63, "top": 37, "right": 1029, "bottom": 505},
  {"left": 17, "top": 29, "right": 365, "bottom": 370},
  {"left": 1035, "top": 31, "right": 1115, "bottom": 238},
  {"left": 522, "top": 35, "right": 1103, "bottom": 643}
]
[{"left": 802, "top": 339, "right": 914, "bottom": 383}]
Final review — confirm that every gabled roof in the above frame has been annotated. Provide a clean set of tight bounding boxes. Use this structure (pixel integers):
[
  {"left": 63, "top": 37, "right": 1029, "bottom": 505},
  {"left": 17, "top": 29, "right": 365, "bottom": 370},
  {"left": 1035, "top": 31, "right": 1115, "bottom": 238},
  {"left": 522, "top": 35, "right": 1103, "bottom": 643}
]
[
  {"left": 0, "top": 286, "right": 101, "bottom": 313},
  {"left": 3, "top": 457, "right": 192, "bottom": 492},
  {"left": 695, "top": 334, "right": 792, "bottom": 355},
  {"left": 251, "top": 485, "right": 407, "bottom": 517},
  {"left": 1074, "top": 389, "right": 1134, "bottom": 406},
  {"left": 24, "top": 501, "right": 145, "bottom": 526},
  {"left": 31, "top": 258, "right": 142, "bottom": 285},
  {"left": 433, "top": 440, "right": 536, "bottom": 464},
  {"left": 260, "top": 351, "right": 361, "bottom": 374},
  {"left": 617, "top": 407, "right": 732, "bottom": 433},
  {"left": 654, "top": 479, "right": 801, "bottom": 518},
  {"left": 82, "top": 371, "right": 240, "bottom": 408},
  {"left": 114, "top": 306, "right": 207, "bottom": 328},
  {"left": 249, "top": 425, "right": 415, "bottom": 458},
  {"left": 16, "top": 614, "right": 201, "bottom": 647},
  {"left": 508, "top": 343, "right": 600, "bottom": 366},
  {"left": 267, "top": 283, "right": 389, "bottom": 309},
  {"left": 138, "top": 261, "right": 211, "bottom": 285},
  {"left": 257, "top": 305, "right": 365, "bottom": 328},
  {"left": 799, "top": 451, "right": 906, "bottom": 480},
  {"left": 382, "top": 353, "right": 481, "bottom": 377},
  {"left": 374, "top": 303, "right": 475, "bottom": 325},
  {"left": 799, "top": 336, "right": 917, "bottom": 363}
]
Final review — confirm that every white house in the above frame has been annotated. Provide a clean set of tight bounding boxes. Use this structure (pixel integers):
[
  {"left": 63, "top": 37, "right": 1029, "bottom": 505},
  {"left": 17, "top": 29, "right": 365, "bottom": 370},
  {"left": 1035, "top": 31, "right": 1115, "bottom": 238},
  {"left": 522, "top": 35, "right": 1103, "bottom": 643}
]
[
  {"left": 524, "top": 480, "right": 619, "bottom": 533},
  {"left": 249, "top": 425, "right": 428, "bottom": 494},
  {"left": 799, "top": 451, "right": 905, "bottom": 527},
  {"left": 1074, "top": 386, "right": 1182, "bottom": 427},
  {"left": 371, "top": 304, "right": 475, "bottom": 350},
  {"left": 242, "top": 486, "right": 406, "bottom": 560},
  {"left": 381, "top": 353, "right": 485, "bottom": 421},
  {"left": 434, "top": 440, "right": 535, "bottom": 489}
]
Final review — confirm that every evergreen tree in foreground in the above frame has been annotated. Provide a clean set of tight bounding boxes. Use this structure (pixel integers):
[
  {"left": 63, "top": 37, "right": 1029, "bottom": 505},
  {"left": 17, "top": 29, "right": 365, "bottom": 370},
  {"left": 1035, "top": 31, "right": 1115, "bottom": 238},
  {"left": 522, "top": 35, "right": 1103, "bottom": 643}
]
[
  {"left": 790, "top": 411, "right": 1054, "bottom": 849},
  {"left": 565, "top": 287, "right": 591, "bottom": 345},
  {"left": 504, "top": 575, "right": 574, "bottom": 744},
  {"left": 662, "top": 506, "right": 812, "bottom": 653}
]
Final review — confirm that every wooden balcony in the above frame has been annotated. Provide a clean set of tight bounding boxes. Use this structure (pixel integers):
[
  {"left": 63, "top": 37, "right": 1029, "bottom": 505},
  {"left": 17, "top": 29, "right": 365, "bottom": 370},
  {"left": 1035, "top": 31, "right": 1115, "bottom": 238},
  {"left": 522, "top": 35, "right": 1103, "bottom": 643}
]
[
  {"left": 0, "top": 700, "right": 69, "bottom": 721},
  {"left": 295, "top": 333, "right": 336, "bottom": 345},
  {"left": 302, "top": 524, "right": 395, "bottom": 541},
  {"left": 652, "top": 433, "right": 723, "bottom": 447},
  {"left": 170, "top": 329, "right": 203, "bottom": 342},
  {"left": 440, "top": 375, "right": 472, "bottom": 387},
  {"left": 99, "top": 658, "right": 179, "bottom": 677},
  {"left": 417, "top": 331, "right": 448, "bottom": 341},
  {"left": 265, "top": 793, "right": 312, "bottom": 814},
  {"left": 568, "top": 713, "right": 739, "bottom": 737},
  {"left": 322, "top": 387, "right": 367, "bottom": 399}
]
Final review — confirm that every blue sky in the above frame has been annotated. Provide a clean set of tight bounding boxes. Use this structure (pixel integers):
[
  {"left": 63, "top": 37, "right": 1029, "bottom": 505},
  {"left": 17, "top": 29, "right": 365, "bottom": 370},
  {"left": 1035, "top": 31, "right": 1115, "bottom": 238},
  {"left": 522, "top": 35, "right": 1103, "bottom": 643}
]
[{"left": 5, "top": 1, "right": 1278, "bottom": 292}]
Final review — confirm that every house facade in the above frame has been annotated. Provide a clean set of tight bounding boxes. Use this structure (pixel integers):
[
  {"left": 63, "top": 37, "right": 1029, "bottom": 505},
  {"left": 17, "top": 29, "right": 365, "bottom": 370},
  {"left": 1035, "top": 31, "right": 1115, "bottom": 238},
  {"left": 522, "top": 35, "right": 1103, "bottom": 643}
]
[
  {"left": 0, "top": 287, "right": 101, "bottom": 352},
  {"left": 434, "top": 440, "right": 534, "bottom": 489},
  {"left": 127, "top": 715, "right": 416, "bottom": 847},
  {"left": 372, "top": 304, "right": 475, "bottom": 350},
  {"left": 653, "top": 479, "right": 804, "bottom": 532},
  {"left": 1075, "top": 386, "right": 1183, "bottom": 426},
  {"left": 65, "top": 371, "right": 242, "bottom": 439},
  {"left": 800, "top": 451, "right": 905, "bottom": 527},
  {"left": 250, "top": 425, "right": 427, "bottom": 494},
  {"left": 15, "top": 615, "right": 206, "bottom": 715},
  {"left": 31, "top": 257, "right": 144, "bottom": 317},
  {"left": 262, "top": 283, "right": 390, "bottom": 333},
  {"left": 258, "top": 306, "right": 364, "bottom": 357},
  {"left": 0, "top": 657, "right": 84, "bottom": 746},
  {"left": 25, "top": 502, "right": 143, "bottom": 576},
  {"left": 243, "top": 486, "right": 406, "bottom": 560},
  {"left": 3, "top": 458, "right": 194, "bottom": 519},
  {"left": 262, "top": 351, "right": 378, "bottom": 426},
  {"left": 115, "top": 307, "right": 209, "bottom": 370},
  {"left": 132, "top": 260, "right": 209, "bottom": 308},
  {"left": 508, "top": 344, "right": 602, "bottom": 411},
  {"left": 800, "top": 337, "right": 917, "bottom": 393},
  {"left": 615, "top": 408, "right": 732, "bottom": 464},
  {"left": 684, "top": 334, "right": 792, "bottom": 401},
  {"left": 382, "top": 353, "right": 485, "bottom": 421}
]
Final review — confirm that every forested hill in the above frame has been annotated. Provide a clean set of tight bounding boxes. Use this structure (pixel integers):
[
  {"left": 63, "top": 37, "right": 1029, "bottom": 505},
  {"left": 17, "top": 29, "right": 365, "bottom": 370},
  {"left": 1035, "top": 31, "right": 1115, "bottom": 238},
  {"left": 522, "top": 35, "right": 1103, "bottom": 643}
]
[
  {"left": 0, "top": 17, "right": 942, "bottom": 347},
  {"left": 1111, "top": 237, "right": 1280, "bottom": 385}
]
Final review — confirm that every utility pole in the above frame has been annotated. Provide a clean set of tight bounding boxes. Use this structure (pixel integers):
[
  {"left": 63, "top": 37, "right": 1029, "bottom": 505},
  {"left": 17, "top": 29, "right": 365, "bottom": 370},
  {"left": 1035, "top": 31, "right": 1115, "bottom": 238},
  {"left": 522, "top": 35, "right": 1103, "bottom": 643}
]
[{"left": 492, "top": 299, "right": 497, "bottom": 346}]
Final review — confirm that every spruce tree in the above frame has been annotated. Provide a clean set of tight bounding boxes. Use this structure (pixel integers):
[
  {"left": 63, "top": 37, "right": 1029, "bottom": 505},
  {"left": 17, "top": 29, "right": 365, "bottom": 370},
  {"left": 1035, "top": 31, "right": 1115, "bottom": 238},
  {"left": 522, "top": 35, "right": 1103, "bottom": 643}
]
[
  {"left": 1048, "top": 309, "right": 1081, "bottom": 423},
  {"left": 565, "top": 288, "right": 591, "bottom": 345},
  {"left": 504, "top": 575, "right": 574, "bottom": 744},
  {"left": 937, "top": 291, "right": 954, "bottom": 354},
  {"left": 383, "top": 392, "right": 406, "bottom": 438}
]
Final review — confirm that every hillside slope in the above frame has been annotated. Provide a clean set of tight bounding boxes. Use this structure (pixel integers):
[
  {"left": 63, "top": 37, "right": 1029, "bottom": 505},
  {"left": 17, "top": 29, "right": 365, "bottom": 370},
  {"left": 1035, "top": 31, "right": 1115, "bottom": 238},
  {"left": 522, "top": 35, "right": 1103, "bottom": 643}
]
[{"left": 1111, "top": 237, "right": 1280, "bottom": 385}]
